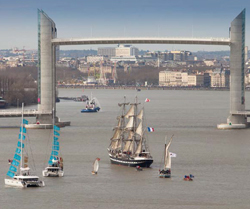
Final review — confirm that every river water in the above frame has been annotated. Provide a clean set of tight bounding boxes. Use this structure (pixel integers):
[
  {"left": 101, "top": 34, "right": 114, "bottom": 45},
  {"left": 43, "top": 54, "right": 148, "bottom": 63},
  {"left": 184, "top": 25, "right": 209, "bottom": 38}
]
[{"left": 1, "top": 88, "right": 250, "bottom": 209}]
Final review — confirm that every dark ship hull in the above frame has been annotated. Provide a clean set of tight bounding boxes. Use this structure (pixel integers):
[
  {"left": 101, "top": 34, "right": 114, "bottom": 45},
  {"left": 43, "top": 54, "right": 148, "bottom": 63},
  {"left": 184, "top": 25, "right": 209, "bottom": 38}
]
[{"left": 109, "top": 155, "right": 153, "bottom": 167}]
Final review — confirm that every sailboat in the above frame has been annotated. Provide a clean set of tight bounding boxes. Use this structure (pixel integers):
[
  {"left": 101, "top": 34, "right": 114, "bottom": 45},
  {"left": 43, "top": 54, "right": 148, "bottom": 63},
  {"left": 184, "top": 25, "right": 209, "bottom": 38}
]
[
  {"left": 42, "top": 109, "right": 64, "bottom": 177},
  {"left": 92, "top": 158, "right": 100, "bottom": 175},
  {"left": 81, "top": 92, "right": 100, "bottom": 113},
  {"left": 5, "top": 104, "right": 45, "bottom": 187},
  {"left": 159, "top": 135, "right": 174, "bottom": 178},
  {"left": 107, "top": 96, "right": 153, "bottom": 167}
]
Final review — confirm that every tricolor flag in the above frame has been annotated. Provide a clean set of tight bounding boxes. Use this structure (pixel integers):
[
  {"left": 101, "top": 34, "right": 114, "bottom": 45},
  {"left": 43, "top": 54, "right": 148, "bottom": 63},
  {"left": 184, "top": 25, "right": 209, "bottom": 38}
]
[
  {"left": 145, "top": 98, "right": 150, "bottom": 102},
  {"left": 170, "top": 152, "right": 177, "bottom": 157},
  {"left": 147, "top": 127, "right": 155, "bottom": 132}
]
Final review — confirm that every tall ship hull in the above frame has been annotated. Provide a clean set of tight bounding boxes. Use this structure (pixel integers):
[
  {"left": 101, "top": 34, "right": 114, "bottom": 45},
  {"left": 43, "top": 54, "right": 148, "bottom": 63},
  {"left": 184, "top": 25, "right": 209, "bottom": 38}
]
[{"left": 109, "top": 154, "right": 153, "bottom": 167}]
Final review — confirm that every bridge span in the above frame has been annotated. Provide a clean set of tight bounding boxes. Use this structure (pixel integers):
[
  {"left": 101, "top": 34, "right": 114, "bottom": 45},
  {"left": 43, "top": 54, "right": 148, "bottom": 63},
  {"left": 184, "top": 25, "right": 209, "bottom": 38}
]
[
  {"left": 0, "top": 110, "right": 51, "bottom": 118},
  {"left": 52, "top": 37, "right": 231, "bottom": 46}
]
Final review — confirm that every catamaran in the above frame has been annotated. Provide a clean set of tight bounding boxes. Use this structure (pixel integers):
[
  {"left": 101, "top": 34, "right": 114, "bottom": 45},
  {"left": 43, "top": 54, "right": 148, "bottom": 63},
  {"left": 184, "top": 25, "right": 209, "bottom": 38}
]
[
  {"left": 5, "top": 104, "right": 45, "bottom": 187},
  {"left": 159, "top": 135, "right": 175, "bottom": 178},
  {"left": 107, "top": 96, "right": 153, "bottom": 167},
  {"left": 42, "top": 109, "right": 64, "bottom": 177}
]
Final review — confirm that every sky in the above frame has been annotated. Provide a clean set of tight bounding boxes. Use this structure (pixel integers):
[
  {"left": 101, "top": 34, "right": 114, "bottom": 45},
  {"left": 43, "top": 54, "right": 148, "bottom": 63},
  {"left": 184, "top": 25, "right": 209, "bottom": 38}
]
[{"left": 0, "top": 0, "right": 250, "bottom": 52}]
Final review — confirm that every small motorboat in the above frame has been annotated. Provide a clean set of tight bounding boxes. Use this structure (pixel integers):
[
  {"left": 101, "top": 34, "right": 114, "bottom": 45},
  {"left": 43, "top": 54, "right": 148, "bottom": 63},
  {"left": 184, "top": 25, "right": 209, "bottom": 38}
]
[
  {"left": 136, "top": 166, "right": 143, "bottom": 171},
  {"left": 183, "top": 174, "right": 194, "bottom": 181}
]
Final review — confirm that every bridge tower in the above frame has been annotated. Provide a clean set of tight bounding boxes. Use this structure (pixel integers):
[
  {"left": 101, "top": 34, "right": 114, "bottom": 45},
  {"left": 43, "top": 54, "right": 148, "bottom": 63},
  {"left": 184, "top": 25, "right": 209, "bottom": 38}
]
[
  {"left": 37, "top": 9, "right": 57, "bottom": 124},
  {"left": 218, "top": 9, "right": 247, "bottom": 129}
]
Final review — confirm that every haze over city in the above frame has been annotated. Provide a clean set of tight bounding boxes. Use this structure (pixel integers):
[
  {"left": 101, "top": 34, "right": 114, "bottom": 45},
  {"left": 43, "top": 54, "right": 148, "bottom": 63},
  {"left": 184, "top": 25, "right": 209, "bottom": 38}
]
[{"left": 1, "top": 0, "right": 250, "bottom": 51}]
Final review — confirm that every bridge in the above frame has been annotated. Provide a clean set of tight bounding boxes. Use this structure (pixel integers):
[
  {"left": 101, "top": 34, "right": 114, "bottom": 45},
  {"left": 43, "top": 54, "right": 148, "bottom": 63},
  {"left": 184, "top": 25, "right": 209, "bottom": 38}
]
[
  {"left": 1, "top": 9, "right": 246, "bottom": 129},
  {"left": 0, "top": 110, "right": 51, "bottom": 117},
  {"left": 51, "top": 37, "right": 231, "bottom": 46}
]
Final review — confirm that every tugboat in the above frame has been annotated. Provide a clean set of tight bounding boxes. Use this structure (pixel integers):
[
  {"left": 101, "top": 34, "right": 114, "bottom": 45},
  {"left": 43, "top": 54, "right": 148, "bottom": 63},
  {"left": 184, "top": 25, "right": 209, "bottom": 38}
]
[
  {"left": 81, "top": 93, "right": 100, "bottom": 113},
  {"left": 107, "top": 96, "right": 153, "bottom": 167}
]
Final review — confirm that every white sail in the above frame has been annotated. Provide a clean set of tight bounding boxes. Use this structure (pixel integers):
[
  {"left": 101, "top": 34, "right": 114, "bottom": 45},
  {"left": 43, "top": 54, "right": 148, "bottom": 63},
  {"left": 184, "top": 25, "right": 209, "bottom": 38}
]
[
  {"left": 125, "top": 104, "right": 135, "bottom": 118},
  {"left": 135, "top": 136, "right": 143, "bottom": 154},
  {"left": 125, "top": 116, "right": 134, "bottom": 130},
  {"left": 110, "top": 129, "right": 122, "bottom": 150},
  {"left": 165, "top": 150, "right": 171, "bottom": 169},
  {"left": 123, "top": 131, "right": 134, "bottom": 152},
  {"left": 136, "top": 121, "right": 143, "bottom": 136},
  {"left": 137, "top": 108, "right": 143, "bottom": 120},
  {"left": 164, "top": 136, "right": 173, "bottom": 169},
  {"left": 93, "top": 158, "right": 99, "bottom": 173}
]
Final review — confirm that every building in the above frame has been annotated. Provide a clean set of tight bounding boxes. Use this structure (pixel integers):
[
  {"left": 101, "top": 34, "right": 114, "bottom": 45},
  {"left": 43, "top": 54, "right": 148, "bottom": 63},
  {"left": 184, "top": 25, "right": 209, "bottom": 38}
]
[
  {"left": 98, "top": 47, "right": 116, "bottom": 58},
  {"left": 115, "top": 45, "right": 139, "bottom": 57},
  {"left": 210, "top": 68, "right": 230, "bottom": 87},
  {"left": 86, "top": 56, "right": 103, "bottom": 63},
  {"left": 188, "top": 74, "right": 204, "bottom": 86},
  {"left": 159, "top": 70, "right": 188, "bottom": 86}
]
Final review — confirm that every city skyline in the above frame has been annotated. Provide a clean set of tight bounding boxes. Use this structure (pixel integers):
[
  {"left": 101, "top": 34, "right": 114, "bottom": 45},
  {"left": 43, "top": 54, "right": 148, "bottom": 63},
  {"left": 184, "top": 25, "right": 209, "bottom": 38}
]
[{"left": 1, "top": 0, "right": 250, "bottom": 52}]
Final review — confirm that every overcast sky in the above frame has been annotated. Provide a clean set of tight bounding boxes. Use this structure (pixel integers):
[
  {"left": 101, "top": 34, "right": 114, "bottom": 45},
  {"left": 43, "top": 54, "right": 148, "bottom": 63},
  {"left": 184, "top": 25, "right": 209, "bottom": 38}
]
[{"left": 1, "top": 0, "right": 250, "bottom": 52}]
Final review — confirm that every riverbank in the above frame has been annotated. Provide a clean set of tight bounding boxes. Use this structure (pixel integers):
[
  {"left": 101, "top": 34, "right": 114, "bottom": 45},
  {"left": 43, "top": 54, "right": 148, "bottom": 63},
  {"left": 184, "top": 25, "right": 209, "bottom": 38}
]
[{"left": 57, "top": 84, "right": 231, "bottom": 91}]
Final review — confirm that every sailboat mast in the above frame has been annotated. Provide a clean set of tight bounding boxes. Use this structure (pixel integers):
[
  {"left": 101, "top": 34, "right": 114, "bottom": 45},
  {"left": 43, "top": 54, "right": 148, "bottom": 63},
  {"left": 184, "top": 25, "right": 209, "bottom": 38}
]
[
  {"left": 121, "top": 96, "right": 126, "bottom": 151},
  {"left": 20, "top": 103, "right": 24, "bottom": 170}
]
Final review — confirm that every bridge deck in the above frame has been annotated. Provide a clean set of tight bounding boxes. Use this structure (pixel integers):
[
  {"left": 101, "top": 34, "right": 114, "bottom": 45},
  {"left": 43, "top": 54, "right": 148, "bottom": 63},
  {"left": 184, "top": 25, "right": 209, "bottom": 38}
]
[
  {"left": 0, "top": 110, "right": 52, "bottom": 117},
  {"left": 52, "top": 37, "right": 231, "bottom": 46}
]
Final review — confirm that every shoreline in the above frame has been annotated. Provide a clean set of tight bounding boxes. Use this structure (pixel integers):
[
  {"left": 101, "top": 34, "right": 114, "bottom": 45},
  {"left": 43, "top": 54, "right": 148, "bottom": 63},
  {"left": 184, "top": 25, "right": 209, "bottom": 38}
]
[{"left": 57, "top": 85, "right": 231, "bottom": 91}]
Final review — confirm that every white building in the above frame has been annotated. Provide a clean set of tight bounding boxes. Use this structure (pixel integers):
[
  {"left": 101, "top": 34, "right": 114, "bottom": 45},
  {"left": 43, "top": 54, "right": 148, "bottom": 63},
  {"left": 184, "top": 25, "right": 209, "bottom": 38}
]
[
  {"left": 115, "top": 45, "right": 139, "bottom": 57},
  {"left": 87, "top": 56, "right": 104, "bottom": 63},
  {"left": 159, "top": 70, "right": 205, "bottom": 87}
]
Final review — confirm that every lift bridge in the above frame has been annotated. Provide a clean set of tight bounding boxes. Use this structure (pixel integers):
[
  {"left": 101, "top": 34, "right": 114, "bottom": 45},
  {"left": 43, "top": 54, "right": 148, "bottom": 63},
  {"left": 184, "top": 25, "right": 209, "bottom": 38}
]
[{"left": 0, "top": 9, "right": 248, "bottom": 129}]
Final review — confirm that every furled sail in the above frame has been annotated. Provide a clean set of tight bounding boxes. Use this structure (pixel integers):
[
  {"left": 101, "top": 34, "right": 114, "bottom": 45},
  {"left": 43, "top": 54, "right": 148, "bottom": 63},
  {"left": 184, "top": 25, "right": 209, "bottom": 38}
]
[
  {"left": 7, "top": 119, "right": 28, "bottom": 178},
  {"left": 48, "top": 125, "right": 60, "bottom": 165},
  {"left": 125, "top": 104, "right": 135, "bottom": 118}
]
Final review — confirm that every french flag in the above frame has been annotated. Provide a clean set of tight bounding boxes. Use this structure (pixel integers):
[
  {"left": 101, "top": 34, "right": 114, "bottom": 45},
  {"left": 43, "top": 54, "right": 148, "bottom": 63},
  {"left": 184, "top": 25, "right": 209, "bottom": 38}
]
[
  {"left": 145, "top": 98, "right": 150, "bottom": 102},
  {"left": 147, "top": 127, "right": 155, "bottom": 132}
]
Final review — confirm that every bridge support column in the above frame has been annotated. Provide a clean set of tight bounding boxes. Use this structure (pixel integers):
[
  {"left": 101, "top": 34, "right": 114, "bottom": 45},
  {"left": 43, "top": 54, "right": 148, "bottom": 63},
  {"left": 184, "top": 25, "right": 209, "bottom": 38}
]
[
  {"left": 37, "top": 10, "right": 57, "bottom": 125},
  {"left": 218, "top": 9, "right": 248, "bottom": 129}
]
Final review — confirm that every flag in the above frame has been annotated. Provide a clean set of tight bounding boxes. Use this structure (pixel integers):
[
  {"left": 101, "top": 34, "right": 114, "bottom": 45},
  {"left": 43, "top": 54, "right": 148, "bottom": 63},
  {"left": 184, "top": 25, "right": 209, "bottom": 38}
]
[
  {"left": 147, "top": 127, "right": 155, "bottom": 132},
  {"left": 145, "top": 98, "right": 150, "bottom": 102},
  {"left": 170, "top": 152, "right": 177, "bottom": 157}
]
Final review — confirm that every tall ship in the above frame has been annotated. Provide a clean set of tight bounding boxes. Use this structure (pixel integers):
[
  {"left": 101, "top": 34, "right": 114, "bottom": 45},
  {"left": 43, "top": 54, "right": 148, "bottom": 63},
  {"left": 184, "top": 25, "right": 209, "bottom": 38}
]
[{"left": 107, "top": 97, "right": 153, "bottom": 167}]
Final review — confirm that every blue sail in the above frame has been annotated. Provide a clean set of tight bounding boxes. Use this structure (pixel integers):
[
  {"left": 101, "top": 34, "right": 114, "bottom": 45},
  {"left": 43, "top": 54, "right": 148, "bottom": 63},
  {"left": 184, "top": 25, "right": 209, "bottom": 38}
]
[
  {"left": 7, "top": 171, "right": 15, "bottom": 178},
  {"left": 53, "top": 146, "right": 59, "bottom": 151},
  {"left": 14, "top": 154, "right": 21, "bottom": 161},
  {"left": 6, "top": 118, "right": 29, "bottom": 178},
  {"left": 20, "top": 127, "right": 27, "bottom": 133},
  {"left": 15, "top": 148, "right": 21, "bottom": 154},
  {"left": 54, "top": 136, "right": 59, "bottom": 141},
  {"left": 53, "top": 141, "right": 59, "bottom": 146},
  {"left": 23, "top": 119, "right": 29, "bottom": 124},
  {"left": 54, "top": 131, "right": 60, "bottom": 136},
  {"left": 54, "top": 125, "right": 60, "bottom": 131},
  {"left": 17, "top": 141, "right": 24, "bottom": 148},
  {"left": 51, "top": 151, "right": 59, "bottom": 156},
  {"left": 9, "top": 166, "right": 17, "bottom": 172},
  {"left": 12, "top": 160, "right": 20, "bottom": 167}
]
